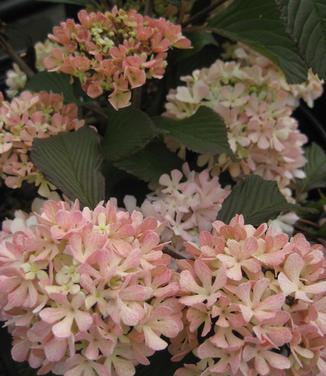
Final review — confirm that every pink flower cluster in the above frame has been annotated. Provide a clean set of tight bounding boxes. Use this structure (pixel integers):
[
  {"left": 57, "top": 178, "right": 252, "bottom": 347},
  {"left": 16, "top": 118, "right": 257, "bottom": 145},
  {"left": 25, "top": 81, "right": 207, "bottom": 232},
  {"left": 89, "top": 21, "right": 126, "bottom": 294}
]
[
  {"left": 0, "top": 200, "right": 183, "bottom": 376},
  {"left": 0, "top": 91, "right": 83, "bottom": 196},
  {"left": 164, "top": 44, "right": 323, "bottom": 193},
  {"left": 172, "top": 215, "right": 326, "bottom": 376},
  {"left": 124, "top": 166, "right": 230, "bottom": 251},
  {"left": 44, "top": 7, "right": 191, "bottom": 110}
]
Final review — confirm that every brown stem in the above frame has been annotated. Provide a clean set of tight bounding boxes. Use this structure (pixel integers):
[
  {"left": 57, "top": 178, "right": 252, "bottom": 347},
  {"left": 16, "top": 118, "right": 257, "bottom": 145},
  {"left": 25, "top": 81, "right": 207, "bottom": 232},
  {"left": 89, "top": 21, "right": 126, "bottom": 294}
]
[
  {"left": 0, "top": 34, "right": 34, "bottom": 79},
  {"left": 182, "top": 0, "right": 228, "bottom": 28},
  {"left": 163, "top": 247, "right": 189, "bottom": 260},
  {"left": 144, "top": 0, "right": 153, "bottom": 16},
  {"left": 82, "top": 102, "right": 108, "bottom": 119},
  {"left": 178, "top": 0, "right": 186, "bottom": 24},
  {"left": 317, "top": 238, "right": 326, "bottom": 247},
  {"left": 298, "top": 218, "right": 320, "bottom": 229}
]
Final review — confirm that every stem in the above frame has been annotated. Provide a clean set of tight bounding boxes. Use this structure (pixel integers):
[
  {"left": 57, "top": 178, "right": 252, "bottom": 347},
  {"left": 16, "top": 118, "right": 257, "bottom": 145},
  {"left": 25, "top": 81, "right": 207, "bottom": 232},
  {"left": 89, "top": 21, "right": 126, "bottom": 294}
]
[
  {"left": 297, "top": 218, "right": 320, "bottom": 229},
  {"left": 182, "top": 0, "right": 228, "bottom": 28},
  {"left": 0, "top": 34, "right": 34, "bottom": 79},
  {"left": 163, "top": 247, "right": 190, "bottom": 260},
  {"left": 82, "top": 102, "right": 108, "bottom": 119},
  {"left": 144, "top": 0, "right": 153, "bottom": 16},
  {"left": 178, "top": 0, "right": 186, "bottom": 24}
]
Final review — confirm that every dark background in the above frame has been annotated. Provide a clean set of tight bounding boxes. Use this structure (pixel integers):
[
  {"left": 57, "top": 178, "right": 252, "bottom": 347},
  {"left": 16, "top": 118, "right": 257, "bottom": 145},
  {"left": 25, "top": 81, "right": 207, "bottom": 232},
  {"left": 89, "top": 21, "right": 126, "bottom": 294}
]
[{"left": 0, "top": 1, "right": 325, "bottom": 375}]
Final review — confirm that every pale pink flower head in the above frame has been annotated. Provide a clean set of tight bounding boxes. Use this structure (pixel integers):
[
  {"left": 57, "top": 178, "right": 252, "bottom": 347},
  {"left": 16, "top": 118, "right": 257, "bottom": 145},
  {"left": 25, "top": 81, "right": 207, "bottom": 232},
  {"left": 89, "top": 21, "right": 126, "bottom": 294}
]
[
  {"left": 44, "top": 8, "right": 191, "bottom": 109},
  {"left": 164, "top": 43, "right": 323, "bottom": 191},
  {"left": 125, "top": 165, "right": 230, "bottom": 252},
  {"left": 0, "top": 90, "right": 83, "bottom": 196},
  {"left": 173, "top": 214, "right": 326, "bottom": 376},
  {"left": 0, "top": 199, "right": 183, "bottom": 376}
]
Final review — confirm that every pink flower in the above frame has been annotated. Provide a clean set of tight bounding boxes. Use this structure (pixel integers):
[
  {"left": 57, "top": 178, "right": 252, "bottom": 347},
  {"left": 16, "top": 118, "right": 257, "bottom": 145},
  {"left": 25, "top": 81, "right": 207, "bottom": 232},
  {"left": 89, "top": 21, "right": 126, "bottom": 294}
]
[
  {"left": 235, "top": 278, "right": 285, "bottom": 323},
  {"left": 40, "top": 293, "right": 93, "bottom": 338},
  {"left": 278, "top": 252, "right": 326, "bottom": 302},
  {"left": 44, "top": 8, "right": 191, "bottom": 109},
  {"left": 0, "top": 200, "right": 183, "bottom": 375},
  {"left": 0, "top": 91, "right": 83, "bottom": 195},
  {"left": 128, "top": 165, "right": 230, "bottom": 251},
  {"left": 179, "top": 260, "right": 226, "bottom": 307},
  {"left": 173, "top": 214, "right": 326, "bottom": 376},
  {"left": 217, "top": 237, "right": 261, "bottom": 280},
  {"left": 242, "top": 345, "right": 291, "bottom": 375},
  {"left": 164, "top": 43, "right": 323, "bottom": 191}
]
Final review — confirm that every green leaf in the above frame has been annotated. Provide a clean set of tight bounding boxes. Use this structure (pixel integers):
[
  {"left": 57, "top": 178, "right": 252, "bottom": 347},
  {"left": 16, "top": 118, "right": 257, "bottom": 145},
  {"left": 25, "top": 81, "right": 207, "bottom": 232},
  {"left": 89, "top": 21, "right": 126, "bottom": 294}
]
[
  {"left": 153, "top": 107, "right": 232, "bottom": 155},
  {"left": 277, "top": 0, "right": 326, "bottom": 80},
  {"left": 176, "top": 31, "right": 218, "bottom": 61},
  {"left": 31, "top": 127, "right": 105, "bottom": 208},
  {"left": 218, "top": 175, "right": 289, "bottom": 225},
  {"left": 114, "top": 141, "right": 183, "bottom": 183},
  {"left": 296, "top": 143, "right": 326, "bottom": 193},
  {"left": 209, "top": 0, "right": 308, "bottom": 83},
  {"left": 103, "top": 107, "right": 157, "bottom": 162},
  {"left": 37, "top": 0, "right": 89, "bottom": 5},
  {"left": 26, "top": 72, "right": 78, "bottom": 104}
]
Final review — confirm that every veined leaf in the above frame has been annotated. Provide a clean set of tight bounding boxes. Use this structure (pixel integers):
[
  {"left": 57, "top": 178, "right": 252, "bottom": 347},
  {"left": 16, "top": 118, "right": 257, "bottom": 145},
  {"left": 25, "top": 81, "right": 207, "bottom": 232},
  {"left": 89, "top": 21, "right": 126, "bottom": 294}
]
[
  {"left": 218, "top": 175, "right": 290, "bottom": 225},
  {"left": 153, "top": 107, "right": 232, "bottom": 155},
  {"left": 176, "top": 31, "right": 218, "bottom": 61},
  {"left": 209, "top": 0, "right": 309, "bottom": 83},
  {"left": 114, "top": 141, "right": 183, "bottom": 183},
  {"left": 31, "top": 127, "right": 105, "bottom": 208},
  {"left": 26, "top": 72, "right": 78, "bottom": 104},
  {"left": 103, "top": 107, "right": 157, "bottom": 162},
  {"left": 277, "top": 0, "right": 326, "bottom": 80},
  {"left": 296, "top": 143, "right": 326, "bottom": 193}
]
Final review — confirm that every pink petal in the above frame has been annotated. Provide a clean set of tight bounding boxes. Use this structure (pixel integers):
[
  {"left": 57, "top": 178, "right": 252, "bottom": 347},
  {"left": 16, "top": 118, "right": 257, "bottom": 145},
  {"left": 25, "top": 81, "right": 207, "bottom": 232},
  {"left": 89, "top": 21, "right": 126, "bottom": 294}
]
[
  {"left": 44, "top": 338, "right": 67, "bottom": 361},
  {"left": 52, "top": 315, "right": 74, "bottom": 338},
  {"left": 143, "top": 326, "right": 167, "bottom": 350},
  {"left": 39, "top": 307, "right": 67, "bottom": 324},
  {"left": 74, "top": 310, "right": 93, "bottom": 332}
]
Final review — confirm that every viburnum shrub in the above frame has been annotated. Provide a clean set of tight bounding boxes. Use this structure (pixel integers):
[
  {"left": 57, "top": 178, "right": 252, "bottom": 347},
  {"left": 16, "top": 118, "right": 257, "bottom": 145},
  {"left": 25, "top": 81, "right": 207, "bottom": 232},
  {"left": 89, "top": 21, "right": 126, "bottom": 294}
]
[{"left": 0, "top": 1, "right": 326, "bottom": 375}]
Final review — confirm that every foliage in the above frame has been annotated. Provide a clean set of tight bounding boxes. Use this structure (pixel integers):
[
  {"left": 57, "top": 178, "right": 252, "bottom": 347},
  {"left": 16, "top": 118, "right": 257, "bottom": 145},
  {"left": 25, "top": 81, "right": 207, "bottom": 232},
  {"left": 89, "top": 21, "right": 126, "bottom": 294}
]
[
  {"left": 218, "top": 175, "right": 290, "bottom": 225},
  {"left": 31, "top": 127, "right": 105, "bottom": 208},
  {"left": 209, "top": 0, "right": 326, "bottom": 83}
]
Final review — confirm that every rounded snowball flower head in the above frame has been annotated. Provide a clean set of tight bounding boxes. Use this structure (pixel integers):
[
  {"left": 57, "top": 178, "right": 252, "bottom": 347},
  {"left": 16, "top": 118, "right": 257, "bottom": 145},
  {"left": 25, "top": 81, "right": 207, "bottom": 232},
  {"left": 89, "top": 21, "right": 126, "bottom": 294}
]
[
  {"left": 0, "top": 91, "right": 84, "bottom": 196},
  {"left": 44, "top": 7, "right": 191, "bottom": 110},
  {"left": 164, "top": 43, "right": 323, "bottom": 192},
  {"left": 124, "top": 165, "right": 230, "bottom": 252},
  {"left": 172, "top": 215, "right": 326, "bottom": 376},
  {"left": 0, "top": 199, "right": 183, "bottom": 376}
]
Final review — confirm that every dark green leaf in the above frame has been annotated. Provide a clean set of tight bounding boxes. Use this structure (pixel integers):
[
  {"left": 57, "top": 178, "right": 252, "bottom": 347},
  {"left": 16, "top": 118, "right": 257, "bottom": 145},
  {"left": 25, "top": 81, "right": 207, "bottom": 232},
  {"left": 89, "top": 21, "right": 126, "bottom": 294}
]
[
  {"left": 103, "top": 107, "right": 157, "bottom": 162},
  {"left": 277, "top": 0, "right": 326, "bottom": 80},
  {"left": 114, "top": 141, "right": 183, "bottom": 183},
  {"left": 176, "top": 31, "right": 218, "bottom": 60},
  {"left": 153, "top": 107, "right": 232, "bottom": 155},
  {"left": 218, "top": 175, "right": 289, "bottom": 225},
  {"left": 296, "top": 143, "right": 326, "bottom": 193},
  {"left": 209, "top": 0, "right": 308, "bottom": 83},
  {"left": 31, "top": 127, "right": 105, "bottom": 208},
  {"left": 26, "top": 72, "right": 78, "bottom": 104}
]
